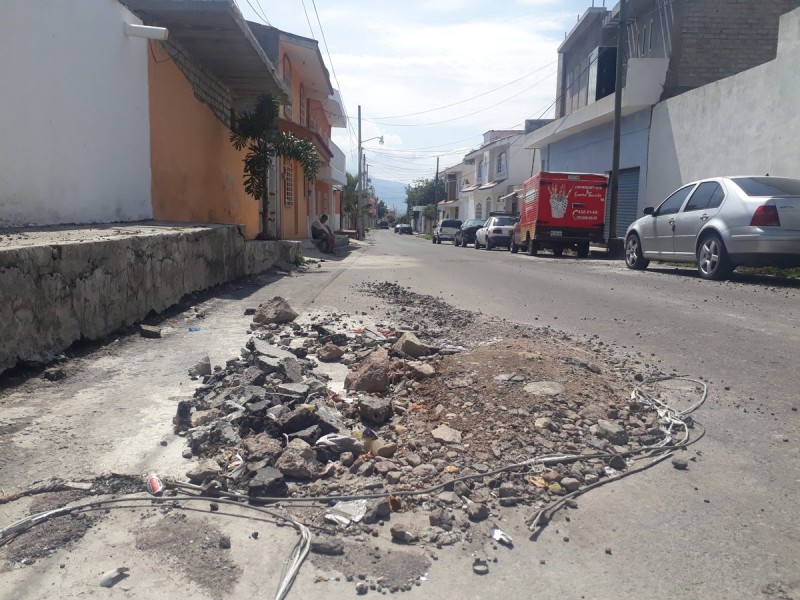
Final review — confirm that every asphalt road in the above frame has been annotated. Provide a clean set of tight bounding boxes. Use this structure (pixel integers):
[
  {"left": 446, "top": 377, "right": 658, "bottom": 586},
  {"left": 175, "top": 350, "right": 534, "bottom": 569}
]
[
  {"left": 1, "top": 230, "right": 798, "bottom": 599},
  {"left": 332, "top": 230, "right": 800, "bottom": 599}
]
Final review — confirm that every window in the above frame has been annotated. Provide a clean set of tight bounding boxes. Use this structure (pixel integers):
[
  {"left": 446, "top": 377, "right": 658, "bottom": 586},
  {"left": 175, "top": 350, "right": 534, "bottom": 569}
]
[
  {"left": 477, "top": 161, "right": 484, "bottom": 184},
  {"left": 657, "top": 184, "right": 694, "bottom": 215},
  {"left": 476, "top": 202, "right": 483, "bottom": 219},
  {"left": 684, "top": 182, "right": 723, "bottom": 212},
  {"left": 299, "top": 85, "right": 307, "bottom": 127},
  {"left": 283, "top": 56, "right": 292, "bottom": 119},
  {"left": 283, "top": 163, "right": 294, "bottom": 206},
  {"left": 731, "top": 177, "right": 800, "bottom": 197},
  {"left": 496, "top": 152, "right": 506, "bottom": 175}
]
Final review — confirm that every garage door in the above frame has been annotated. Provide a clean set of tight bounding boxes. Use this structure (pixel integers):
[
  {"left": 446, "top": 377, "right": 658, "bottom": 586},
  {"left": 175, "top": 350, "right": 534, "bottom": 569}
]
[{"left": 605, "top": 167, "right": 640, "bottom": 239}]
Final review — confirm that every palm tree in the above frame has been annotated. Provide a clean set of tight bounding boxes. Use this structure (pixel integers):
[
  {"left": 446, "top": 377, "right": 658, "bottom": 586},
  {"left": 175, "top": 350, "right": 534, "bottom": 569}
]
[
  {"left": 341, "top": 172, "right": 358, "bottom": 230},
  {"left": 230, "top": 94, "right": 321, "bottom": 238}
]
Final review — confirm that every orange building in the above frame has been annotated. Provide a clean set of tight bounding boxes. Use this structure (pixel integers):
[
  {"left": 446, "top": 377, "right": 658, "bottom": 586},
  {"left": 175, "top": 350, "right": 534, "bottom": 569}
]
[
  {"left": 248, "top": 24, "right": 347, "bottom": 240},
  {"left": 124, "top": 0, "right": 345, "bottom": 241}
]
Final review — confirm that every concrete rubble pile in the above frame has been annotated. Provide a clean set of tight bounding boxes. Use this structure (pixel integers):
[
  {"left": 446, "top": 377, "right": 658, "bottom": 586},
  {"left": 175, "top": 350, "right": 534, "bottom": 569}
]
[{"left": 174, "top": 288, "right": 671, "bottom": 547}]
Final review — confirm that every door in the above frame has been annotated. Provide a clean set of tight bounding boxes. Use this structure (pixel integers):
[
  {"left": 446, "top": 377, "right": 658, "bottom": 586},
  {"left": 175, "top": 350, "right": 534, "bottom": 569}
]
[
  {"left": 672, "top": 181, "right": 726, "bottom": 258},
  {"left": 604, "top": 168, "right": 640, "bottom": 239},
  {"left": 641, "top": 184, "right": 695, "bottom": 256}
]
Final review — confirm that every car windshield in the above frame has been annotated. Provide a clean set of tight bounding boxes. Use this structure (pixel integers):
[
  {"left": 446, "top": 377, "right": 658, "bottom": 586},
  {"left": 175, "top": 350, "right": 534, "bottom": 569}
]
[
  {"left": 465, "top": 220, "right": 485, "bottom": 227},
  {"left": 730, "top": 177, "right": 800, "bottom": 197},
  {"left": 493, "top": 217, "right": 516, "bottom": 226},
  {"left": 441, "top": 220, "right": 461, "bottom": 228}
]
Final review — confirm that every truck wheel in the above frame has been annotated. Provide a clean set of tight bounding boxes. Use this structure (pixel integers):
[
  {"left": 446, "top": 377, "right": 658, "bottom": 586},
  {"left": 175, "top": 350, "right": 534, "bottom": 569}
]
[
  {"left": 510, "top": 239, "right": 519, "bottom": 253},
  {"left": 553, "top": 247, "right": 564, "bottom": 257},
  {"left": 526, "top": 238, "right": 538, "bottom": 256},
  {"left": 577, "top": 243, "right": 590, "bottom": 258}
]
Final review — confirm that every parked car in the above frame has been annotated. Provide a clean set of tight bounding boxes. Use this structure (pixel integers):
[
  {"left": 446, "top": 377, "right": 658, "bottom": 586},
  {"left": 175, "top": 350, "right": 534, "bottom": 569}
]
[
  {"left": 394, "top": 224, "right": 402, "bottom": 233},
  {"left": 397, "top": 224, "right": 413, "bottom": 234},
  {"left": 378, "top": 220, "right": 389, "bottom": 229},
  {"left": 474, "top": 215, "right": 517, "bottom": 250},
  {"left": 432, "top": 219, "right": 462, "bottom": 244},
  {"left": 454, "top": 219, "right": 487, "bottom": 247},
  {"left": 625, "top": 176, "right": 800, "bottom": 280}
]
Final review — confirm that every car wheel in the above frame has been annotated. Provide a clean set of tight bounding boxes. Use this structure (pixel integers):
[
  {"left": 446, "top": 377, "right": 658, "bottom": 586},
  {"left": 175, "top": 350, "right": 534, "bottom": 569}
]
[
  {"left": 553, "top": 247, "right": 563, "bottom": 257},
  {"left": 510, "top": 239, "right": 519, "bottom": 253},
  {"left": 577, "top": 243, "right": 590, "bottom": 258},
  {"left": 697, "top": 233, "right": 733, "bottom": 280},
  {"left": 485, "top": 237, "right": 493, "bottom": 250},
  {"left": 474, "top": 237, "right": 481, "bottom": 249},
  {"left": 625, "top": 233, "right": 649, "bottom": 270}
]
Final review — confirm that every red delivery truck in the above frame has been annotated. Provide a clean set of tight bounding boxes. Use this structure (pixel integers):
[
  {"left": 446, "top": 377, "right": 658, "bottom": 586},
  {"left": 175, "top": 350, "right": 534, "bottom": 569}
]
[{"left": 510, "top": 171, "right": 608, "bottom": 258}]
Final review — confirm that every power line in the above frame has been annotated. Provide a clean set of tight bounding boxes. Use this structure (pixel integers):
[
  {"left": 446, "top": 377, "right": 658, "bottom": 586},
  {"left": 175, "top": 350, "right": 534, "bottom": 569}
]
[
  {"left": 366, "top": 60, "right": 558, "bottom": 120},
  {"left": 299, "top": 0, "right": 316, "bottom": 38},
  {"left": 366, "top": 71, "right": 557, "bottom": 127}
]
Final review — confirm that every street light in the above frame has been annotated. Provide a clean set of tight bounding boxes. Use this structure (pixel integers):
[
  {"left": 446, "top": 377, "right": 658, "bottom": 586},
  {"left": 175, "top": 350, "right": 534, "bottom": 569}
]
[{"left": 356, "top": 105, "right": 384, "bottom": 240}]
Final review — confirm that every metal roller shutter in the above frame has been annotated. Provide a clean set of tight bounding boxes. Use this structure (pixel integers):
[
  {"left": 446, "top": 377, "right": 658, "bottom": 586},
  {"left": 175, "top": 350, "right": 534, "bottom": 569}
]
[{"left": 605, "top": 167, "right": 640, "bottom": 239}]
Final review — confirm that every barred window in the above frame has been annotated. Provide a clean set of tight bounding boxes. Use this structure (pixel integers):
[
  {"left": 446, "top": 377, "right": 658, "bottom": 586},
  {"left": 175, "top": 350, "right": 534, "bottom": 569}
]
[
  {"left": 476, "top": 202, "right": 483, "bottom": 219},
  {"left": 284, "top": 164, "right": 294, "bottom": 207}
]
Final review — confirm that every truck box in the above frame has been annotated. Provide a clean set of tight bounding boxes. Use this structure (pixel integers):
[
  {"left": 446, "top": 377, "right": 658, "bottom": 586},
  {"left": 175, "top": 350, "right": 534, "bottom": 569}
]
[{"left": 511, "top": 171, "right": 607, "bottom": 257}]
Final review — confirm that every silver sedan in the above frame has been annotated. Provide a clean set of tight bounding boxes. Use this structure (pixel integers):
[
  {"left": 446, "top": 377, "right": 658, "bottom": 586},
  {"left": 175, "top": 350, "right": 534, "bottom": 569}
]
[{"left": 624, "top": 176, "right": 800, "bottom": 280}]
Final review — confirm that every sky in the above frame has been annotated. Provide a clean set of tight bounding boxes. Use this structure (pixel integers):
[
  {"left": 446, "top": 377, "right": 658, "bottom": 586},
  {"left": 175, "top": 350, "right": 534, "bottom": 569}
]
[{"left": 234, "top": 0, "right": 607, "bottom": 208}]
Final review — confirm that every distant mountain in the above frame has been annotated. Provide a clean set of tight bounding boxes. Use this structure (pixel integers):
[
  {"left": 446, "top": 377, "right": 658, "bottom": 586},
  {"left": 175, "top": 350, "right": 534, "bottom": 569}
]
[{"left": 370, "top": 177, "right": 407, "bottom": 214}]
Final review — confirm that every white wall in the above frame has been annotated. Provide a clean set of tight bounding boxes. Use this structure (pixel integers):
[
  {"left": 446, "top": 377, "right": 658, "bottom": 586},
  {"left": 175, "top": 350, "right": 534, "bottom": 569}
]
[
  {"left": 646, "top": 8, "right": 800, "bottom": 208},
  {"left": 542, "top": 109, "right": 652, "bottom": 209},
  {"left": 0, "top": 0, "right": 152, "bottom": 227}
]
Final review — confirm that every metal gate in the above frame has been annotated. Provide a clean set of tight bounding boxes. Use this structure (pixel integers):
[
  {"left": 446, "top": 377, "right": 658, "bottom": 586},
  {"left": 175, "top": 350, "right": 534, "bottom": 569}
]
[{"left": 605, "top": 167, "right": 640, "bottom": 240}]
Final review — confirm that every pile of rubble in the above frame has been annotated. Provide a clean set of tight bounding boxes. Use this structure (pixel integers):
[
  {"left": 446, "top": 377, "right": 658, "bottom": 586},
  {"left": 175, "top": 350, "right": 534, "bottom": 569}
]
[{"left": 175, "top": 286, "right": 671, "bottom": 539}]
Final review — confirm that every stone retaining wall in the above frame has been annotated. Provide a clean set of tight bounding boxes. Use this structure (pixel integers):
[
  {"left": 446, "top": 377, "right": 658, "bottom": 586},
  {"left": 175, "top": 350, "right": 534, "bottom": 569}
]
[{"left": 0, "top": 224, "right": 299, "bottom": 374}]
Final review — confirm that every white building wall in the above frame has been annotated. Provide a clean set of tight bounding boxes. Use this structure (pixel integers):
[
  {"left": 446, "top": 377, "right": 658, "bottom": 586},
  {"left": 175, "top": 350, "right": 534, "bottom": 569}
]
[
  {"left": 0, "top": 0, "right": 152, "bottom": 227},
  {"left": 541, "top": 109, "right": 652, "bottom": 209},
  {"left": 647, "top": 7, "right": 800, "bottom": 208}
]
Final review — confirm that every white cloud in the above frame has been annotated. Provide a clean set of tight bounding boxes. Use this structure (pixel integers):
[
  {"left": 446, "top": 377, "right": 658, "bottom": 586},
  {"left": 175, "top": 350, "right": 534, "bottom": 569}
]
[{"left": 243, "top": 0, "right": 594, "bottom": 182}]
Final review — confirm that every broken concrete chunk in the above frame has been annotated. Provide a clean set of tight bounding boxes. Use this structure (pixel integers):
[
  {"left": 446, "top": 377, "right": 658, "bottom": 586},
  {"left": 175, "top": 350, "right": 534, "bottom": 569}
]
[
  {"left": 597, "top": 419, "right": 629, "bottom": 445},
  {"left": 252, "top": 297, "right": 298, "bottom": 324},
  {"left": 523, "top": 381, "right": 564, "bottom": 397},
  {"left": 275, "top": 438, "right": 320, "bottom": 479},
  {"left": 317, "top": 342, "right": 346, "bottom": 362},
  {"left": 358, "top": 396, "right": 393, "bottom": 425},
  {"left": 344, "top": 347, "right": 390, "bottom": 393},
  {"left": 248, "top": 466, "right": 287, "bottom": 498},
  {"left": 186, "top": 459, "right": 220, "bottom": 484},
  {"left": 188, "top": 356, "right": 212, "bottom": 377},
  {"left": 242, "top": 433, "right": 283, "bottom": 462},
  {"left": 390, "top": 524, "right": 419, "bottom": 544},
  {"left": 466, "top": 502, "right": 490, "bottom": 522},
  {"left": 311, "top": 537, "right": 345, "bottom": 556},
  {"left": 431, "top": 424, "right": 462, "bottom": 444},
  {"left": 392, "top": 332, "right": 432, "bottom": 358},
  {"left": 408, "top": 361, "right": 436, "bottom": 379},
  {"left": 139, "top": 325, "right": 162, "bottom": 339},
  {"left": 278, "top": 407, "right": 319, "bottom": 434}
]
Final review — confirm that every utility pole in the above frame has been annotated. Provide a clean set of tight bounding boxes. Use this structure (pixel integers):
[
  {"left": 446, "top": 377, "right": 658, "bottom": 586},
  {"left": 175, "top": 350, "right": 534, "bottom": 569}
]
[
  {"left": 432, "top": 156, "right": 439, "bottom": 231},
  {"left": 356, "top": 105, "right": 363, "bottom": 240},
  {"left": 609, "top": 0, "right": 628, "bottom": 255}
]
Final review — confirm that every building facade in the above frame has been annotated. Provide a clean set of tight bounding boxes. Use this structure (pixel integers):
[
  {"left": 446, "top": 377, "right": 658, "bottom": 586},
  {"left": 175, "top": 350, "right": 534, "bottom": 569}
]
[
  {"left": 249, "top": 24, "right": 347, "bottom": 241},
  {"left": 528, "top": 0, "right": 800, "bottom": 241}
]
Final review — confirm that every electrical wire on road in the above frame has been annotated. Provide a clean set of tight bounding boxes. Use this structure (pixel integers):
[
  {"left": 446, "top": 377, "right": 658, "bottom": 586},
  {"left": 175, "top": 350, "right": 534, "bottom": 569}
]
[{"left": 0, "top": 376, "right": 707, "bottom": 599}]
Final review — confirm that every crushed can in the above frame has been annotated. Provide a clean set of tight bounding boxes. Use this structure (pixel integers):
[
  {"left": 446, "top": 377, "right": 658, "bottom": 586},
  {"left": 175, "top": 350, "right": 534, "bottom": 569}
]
[{"left": 146, "top": 474, "right": 165, "bottom": 496}]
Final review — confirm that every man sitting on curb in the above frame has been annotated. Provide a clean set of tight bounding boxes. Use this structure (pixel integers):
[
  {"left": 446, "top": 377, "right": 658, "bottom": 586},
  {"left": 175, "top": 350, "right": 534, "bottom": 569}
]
[{"left": 311, "top": 214, "right": 336, "bottom": 254}]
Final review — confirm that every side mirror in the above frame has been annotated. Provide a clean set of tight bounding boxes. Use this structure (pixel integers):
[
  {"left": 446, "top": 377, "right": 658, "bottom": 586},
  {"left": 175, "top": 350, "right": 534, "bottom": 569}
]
[{"left": 643, "top": 207, "right": 654, "bottom": 216}]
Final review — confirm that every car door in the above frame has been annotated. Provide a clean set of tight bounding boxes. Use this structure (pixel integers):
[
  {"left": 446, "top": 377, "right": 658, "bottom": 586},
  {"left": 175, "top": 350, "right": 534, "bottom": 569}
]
[
  {"left": 672, "top": 181, "right": 726, "bottom": 258},
  {"left": 641, "top": 184, "right": 696, "bottom": 256}
]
